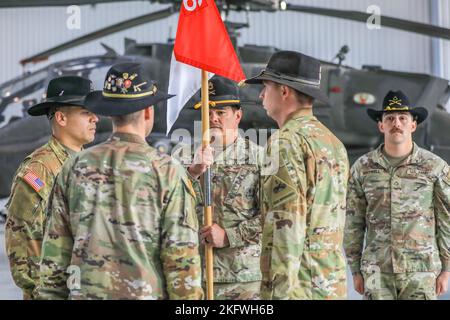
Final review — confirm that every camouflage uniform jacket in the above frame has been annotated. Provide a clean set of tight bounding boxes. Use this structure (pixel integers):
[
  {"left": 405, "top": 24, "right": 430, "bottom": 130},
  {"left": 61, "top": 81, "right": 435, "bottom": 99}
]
[
  {"left": 5, "top": 136, "right": 72, "bottom": 299},
  {"left": 345, "top": 143, "right": 450, "bottom": 274},
  {"left": 190, "top": 136, "right": 263, "bottom": 283},
  {"left": 260, "top": 109, "right": 349, "bottom": 300},
  {"left": 35, "top": 132, "right": 203, "bottom": 300}
]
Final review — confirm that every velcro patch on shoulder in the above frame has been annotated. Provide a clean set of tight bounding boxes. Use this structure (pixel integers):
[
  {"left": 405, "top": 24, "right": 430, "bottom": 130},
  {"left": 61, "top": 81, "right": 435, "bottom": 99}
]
[
  {"left": 23, "top": 170, "right": 45, "bottom": 193},
  {"left": 264, "top": 167, "right": 298, "bottom": 209},
  {"left": 270, "top": 175, "right": 298, "bottom": 208}
]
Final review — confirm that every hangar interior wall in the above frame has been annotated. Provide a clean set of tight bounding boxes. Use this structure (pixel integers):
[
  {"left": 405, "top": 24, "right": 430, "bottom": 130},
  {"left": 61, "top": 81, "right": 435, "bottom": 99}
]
[{"left": 0, "top": 0, "right": 448, "bottom": 86}]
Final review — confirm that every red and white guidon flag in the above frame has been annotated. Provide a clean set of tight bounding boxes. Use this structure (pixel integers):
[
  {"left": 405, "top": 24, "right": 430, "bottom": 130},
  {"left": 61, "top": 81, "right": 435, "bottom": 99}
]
[{"left": 166, "top": 0, "right": 246, "bottom": 134}]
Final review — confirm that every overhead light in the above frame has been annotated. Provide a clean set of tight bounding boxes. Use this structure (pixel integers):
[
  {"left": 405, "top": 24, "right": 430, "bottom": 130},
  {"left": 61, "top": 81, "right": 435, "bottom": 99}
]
[
  {"left": 4, "top": 91, "right": 11, "bottom": 98},
  {"left": 280, "top": 1, "right": 287, "bottom": 11},
  {"left": 13, "top": 97, "right": 20, "bottom": 103}
]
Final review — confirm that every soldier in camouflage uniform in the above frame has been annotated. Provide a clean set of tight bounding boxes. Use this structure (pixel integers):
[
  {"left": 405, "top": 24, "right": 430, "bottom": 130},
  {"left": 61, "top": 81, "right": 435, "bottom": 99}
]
[
  {"left": 345, "top": 90, "right": 450, "bottom": 300},
  {"left": 245, "top": 51, "right": 349, "bottom": 299},
  {"left": 35, "top": 63, "right": 203, "bottom": 300},
  {"left": 185, "top": 76, "right": 263, "bottom": 300},
  {"left": 5, "top": 76, "right": 98, "bottom": 299}
]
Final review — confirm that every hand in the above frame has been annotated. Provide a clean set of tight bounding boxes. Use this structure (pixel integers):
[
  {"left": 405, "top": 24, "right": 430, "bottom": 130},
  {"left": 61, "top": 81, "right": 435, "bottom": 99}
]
[
  {"left": 187, "top": 145, "right": 214, "bottom": 179},
  {"left": 352, "top": 273, "right": 365, "bottom": 295},
  {"left": 200, "top": 223, "right": 229, "bottom": 248},
  {"left": 436, "top": 271, "right": 450, "bottom": 296}
]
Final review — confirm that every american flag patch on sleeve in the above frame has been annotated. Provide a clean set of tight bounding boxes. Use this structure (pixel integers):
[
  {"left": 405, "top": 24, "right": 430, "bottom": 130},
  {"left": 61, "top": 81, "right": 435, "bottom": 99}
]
[{"left": 23, "top": 171, "right": 45, "bottom": 192}]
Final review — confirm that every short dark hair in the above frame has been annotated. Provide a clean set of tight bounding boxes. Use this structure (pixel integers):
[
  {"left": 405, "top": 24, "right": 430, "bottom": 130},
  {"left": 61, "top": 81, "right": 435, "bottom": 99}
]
[
  {"left": 48, "top": 105, "right": 71, "bottom": 122},
  {"left": 272, "top": 81, "right": 315, "bottom": 106},
  {"left": 111, "top": 111, "right": 142, "bottom": 127},
  {"left": 293, "top": 90, "right": 314, "bottom": 106},
  {"left": 47, "top": 106, "right": 60, "bottom": 120}
]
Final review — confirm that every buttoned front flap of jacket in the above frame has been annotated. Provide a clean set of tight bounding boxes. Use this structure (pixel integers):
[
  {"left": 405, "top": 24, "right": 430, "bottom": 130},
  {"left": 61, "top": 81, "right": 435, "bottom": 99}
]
[{"left": 222, "top": 164, "right": 260, "bottom": 217}]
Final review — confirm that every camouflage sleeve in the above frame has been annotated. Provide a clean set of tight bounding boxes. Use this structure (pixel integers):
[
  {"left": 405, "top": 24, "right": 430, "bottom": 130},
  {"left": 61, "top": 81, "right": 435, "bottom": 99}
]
[
  {"left": 435, "top": 164, "right": 450, "bottom": 272},
  {"left": 35, "top": 166, "right": 73, "bottom": 300},
  {"left": 225, "top": 214, "right": 262, "bottom": 248},
  {"left": 344, "top": 162, "right": 367, "bottom": 274},
  {"left": 160, "top": 166, "right": 204, "bottom": 300},
  {"left": 5, "top": 161, "right": 53, "bottom": 299},
  {"left": 260, "top": 137, "right": 307, "bottom": 300},
  {"left": 186, "top": 170, "right": 204, "bottom": 206}
]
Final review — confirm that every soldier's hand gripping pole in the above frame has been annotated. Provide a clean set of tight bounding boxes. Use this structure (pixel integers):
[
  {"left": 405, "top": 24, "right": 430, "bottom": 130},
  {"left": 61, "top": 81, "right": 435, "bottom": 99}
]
[{"left": 201, "top": 70, "right": 214, "bottom": 300}]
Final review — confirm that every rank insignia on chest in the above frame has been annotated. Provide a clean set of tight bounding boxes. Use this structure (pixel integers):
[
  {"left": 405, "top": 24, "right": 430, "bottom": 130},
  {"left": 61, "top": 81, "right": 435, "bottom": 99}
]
[{"left": 23, "top": 171, "right": 45, "bottom": 192}]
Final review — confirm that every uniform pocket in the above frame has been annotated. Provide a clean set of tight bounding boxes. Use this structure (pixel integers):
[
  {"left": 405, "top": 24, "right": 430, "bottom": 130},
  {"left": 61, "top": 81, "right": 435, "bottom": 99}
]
[
  {"left": 223, "top": 165, "right": 259, "bottom": 210},
  {"left": 402, "top": 240, "right": 435, "bottom": 272}
]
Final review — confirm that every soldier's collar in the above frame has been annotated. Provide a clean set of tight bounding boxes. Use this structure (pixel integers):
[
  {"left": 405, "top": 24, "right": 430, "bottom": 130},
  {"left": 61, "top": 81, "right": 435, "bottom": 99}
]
[
  {"left": 374, "top": 142, "right": 420, "bottom": 168},
  {"left": 110, "top": 132, "right": 146, "bottom": 144},
  {"left": 62, "top": 145, "right": 78, "bottom": 157},
  {"left": 407, "top": 142, "right": 421, "bottom": 164},
  {"left": 290, "top": 108, "right": 313, "bottom": 120},
  {"left": 282, "top": 108, "right": 314, "bottom": 129},
  {"left": 49, "top": 135, "right": 73, "bottom": 164}
]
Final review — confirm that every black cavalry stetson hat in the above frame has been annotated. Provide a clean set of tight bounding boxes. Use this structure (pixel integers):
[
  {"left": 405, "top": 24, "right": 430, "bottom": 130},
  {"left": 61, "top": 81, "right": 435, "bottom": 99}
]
[
  {"left": 84, "top": 62, "right": 174, "bottom": 116},
  {"left": 193, "top": 75, "right": 241, "bottom": 110},
  {"left": 244, "top": 50, "right": 329, "bottom": 103},
  {"left": 28, "top": 76, "right": 93, "bottom": 116},
  {"left": 367, "top": 90, "right": 428, "bottom": 124}
]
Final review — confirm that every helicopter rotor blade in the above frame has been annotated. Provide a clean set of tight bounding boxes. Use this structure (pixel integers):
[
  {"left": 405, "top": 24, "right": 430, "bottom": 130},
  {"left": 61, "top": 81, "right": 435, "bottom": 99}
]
[
  {"left": 285, "top": 4, "right": 450, "bottom": 41},
  {"left": 20, "top": 5, "right": 176, "bottom": 65}
]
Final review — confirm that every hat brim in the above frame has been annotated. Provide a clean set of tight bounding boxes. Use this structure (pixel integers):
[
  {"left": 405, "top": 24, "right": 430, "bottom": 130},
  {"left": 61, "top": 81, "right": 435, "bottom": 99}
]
[
  {"left": 367, "top": 107, "right": 428, "bottom": 124},
  {"left": 193, "top": 96, "right": 241, "bottom": 110},
  {"left": 84, "top": 90, "right": 174, "bottom": 116},
  {"left": 27, "top": 95, "right": 86, "bottom": 116},
  {"left": 245, "top": 71, "right": 330, "bottom": 104}
]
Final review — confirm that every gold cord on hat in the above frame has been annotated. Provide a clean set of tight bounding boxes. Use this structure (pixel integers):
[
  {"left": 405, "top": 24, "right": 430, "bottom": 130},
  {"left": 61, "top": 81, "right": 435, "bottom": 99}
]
[
  {"left": 103, "top": 84, "right": 158, "bottom": 99},
  {"left": 193, "top": 99, "right": 240, "bottom": 110}
]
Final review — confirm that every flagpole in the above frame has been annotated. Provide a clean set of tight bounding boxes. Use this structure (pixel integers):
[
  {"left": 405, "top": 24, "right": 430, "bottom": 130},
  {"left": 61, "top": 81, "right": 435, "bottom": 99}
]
[{"left": 201, "top": 69, "right": 214, "bottom": 300}]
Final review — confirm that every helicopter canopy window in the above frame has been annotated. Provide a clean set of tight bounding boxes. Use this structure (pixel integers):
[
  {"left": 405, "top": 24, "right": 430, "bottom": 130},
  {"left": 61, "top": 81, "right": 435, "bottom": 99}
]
[
  {"left": 0, "top": 87, "right": 45, "bottom": 129},
  {"left": 0, "top": 69, "right": 47, "bottom": 99},
  {"left": 0, "top": 69, "right": 47, "bottom": 129}
]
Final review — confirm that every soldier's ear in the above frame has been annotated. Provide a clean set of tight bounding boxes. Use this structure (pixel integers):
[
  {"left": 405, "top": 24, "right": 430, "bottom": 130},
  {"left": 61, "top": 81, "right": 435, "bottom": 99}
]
[
  {"left": 144, "top": 106, "right": 153, "bottom": 120},
  {"left": 53, "top": 110, "right": 68, "bottom": 127},
  {"left": 280, "top": 85, "right": 289, "bottom": 99},
  {"left": 235, "top": 109, "right": 242, "bottom": 122},
  {"left": 411, "top": 119, "right": 417, "bottom": 133},
  {"left": 378, "top": 121, "right": 385, "bottom": 133}
]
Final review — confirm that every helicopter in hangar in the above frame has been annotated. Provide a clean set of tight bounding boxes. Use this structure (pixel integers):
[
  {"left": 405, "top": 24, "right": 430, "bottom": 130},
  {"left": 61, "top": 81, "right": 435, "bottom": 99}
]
[{"left": 0, "top": 0, "right": 450, "bottom": 201}]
